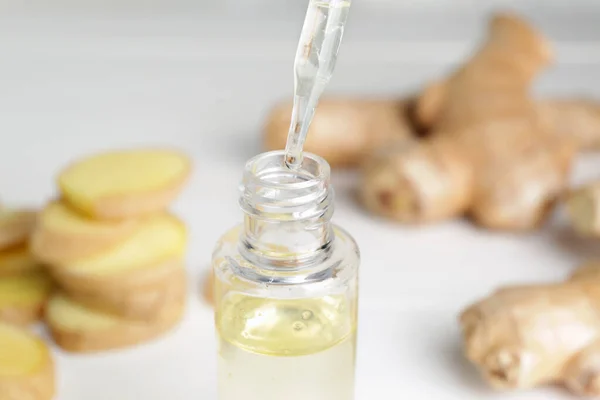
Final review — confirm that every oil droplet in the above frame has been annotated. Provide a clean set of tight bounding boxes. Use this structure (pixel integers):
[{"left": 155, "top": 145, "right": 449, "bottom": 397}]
[
  {"left": 301, "top": 310, "right": 313, "bottom": 320},
  {"left": 292, "top": 321, "right": 305, "bottom": 331}
]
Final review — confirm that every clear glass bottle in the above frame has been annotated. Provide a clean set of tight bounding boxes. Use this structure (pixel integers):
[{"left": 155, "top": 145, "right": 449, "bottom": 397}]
[{"left": 212, "top": 150, "right": 360, "bottom": 400}]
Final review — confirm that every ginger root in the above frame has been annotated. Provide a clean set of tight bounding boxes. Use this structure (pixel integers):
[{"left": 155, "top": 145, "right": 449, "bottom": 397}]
[
  {"left": 460, "top": 262, "right": 600, "bottom": 396},
  {"left": 361, "top": 13, "right": 573, "bottom": 230},
  {"left": 0, "top": 322, "right": 55, "bottom": 400},
  {"left": 361, "top": 137, "right": 473, "bottom": 223},
  {"left": 0, "top": 209, "right": 37, "bottom": 251},
  {"left": 264, "top": 98, "right": 416, "bottom": 167},
  {"left": 565, "top": 182, "right": 600, "bottom": 236},
  {"left": 58, "top": 149, "right": 191, "bottom": 220},
  {"left": 31, "top": 200, "right": 141, "bottom": 264},
  {"left": 419, "top": 93, "right": 600, "bottom": 152},
  {"left": 416, "top": 13, "right": 552, "bottom": 133},
  {"left": 467, "top": 126, "right": 574, "bottom": 229},
  {"left": 538, "top": 98, "right": 600, "bottom": 151},
  {"left": 413, "top": 80, "right": 447, "bottom": 133}
]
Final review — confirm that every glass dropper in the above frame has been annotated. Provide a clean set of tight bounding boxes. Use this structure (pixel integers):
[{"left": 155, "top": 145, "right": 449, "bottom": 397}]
[{"left": 284, "top": 0, "right": 352, "bottom": 170}]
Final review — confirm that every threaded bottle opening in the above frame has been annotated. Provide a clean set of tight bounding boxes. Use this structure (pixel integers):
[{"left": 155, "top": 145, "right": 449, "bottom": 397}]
[{"left": 240, "top": 151, "right": 333, "bottom": 221}]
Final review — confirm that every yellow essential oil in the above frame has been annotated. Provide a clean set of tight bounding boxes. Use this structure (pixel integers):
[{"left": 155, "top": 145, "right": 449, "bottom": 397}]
[{"left": 217, "top": 295, "right": 356, "bottom": 400}]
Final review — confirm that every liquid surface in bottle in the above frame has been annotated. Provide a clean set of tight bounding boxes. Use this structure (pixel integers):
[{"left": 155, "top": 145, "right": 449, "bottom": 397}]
[{"left": 216, "top": 292, "right": 356, "bottom": 400}]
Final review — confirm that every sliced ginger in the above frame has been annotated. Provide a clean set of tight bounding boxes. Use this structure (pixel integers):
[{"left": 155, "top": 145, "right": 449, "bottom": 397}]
[
  {"left": 46, "top": 287, "right": 186, "bottom": 353},
  {"left": 0, "top": 244, "right": 41, "bottom": 277},
  {"left": 0, "top": 323, "right": 55, "bottom": 400},
  {"left": 264, "top": 98, "right": 416, "bottom": 167},
  {"left": 58, "top": 149, "right": 191, "bottom": 220},
  {"left": 460, "top": 262, "right": 600, "bottom": 396},
  {"left": 56, "top": 212, "right": 186, "bottom": 277},
  {"left": 59, "top": 260, "right": 187, "bottom": 320},
  {"left": 0, "top": 209, "right": 37, "bottom": 251},
  {"left": 47, "top": 213, "right": 188, "bottom": 319},
  {"left": 0, "top": 272, "right": 54, "bottom": 326},
  {"left": 31, "top": 200, "right": 141, "bottom": 264}
]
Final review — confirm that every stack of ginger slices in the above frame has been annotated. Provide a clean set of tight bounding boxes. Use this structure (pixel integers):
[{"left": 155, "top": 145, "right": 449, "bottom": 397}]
[{"left": 0, "top": 149, "right": 191, "bottom": 400}]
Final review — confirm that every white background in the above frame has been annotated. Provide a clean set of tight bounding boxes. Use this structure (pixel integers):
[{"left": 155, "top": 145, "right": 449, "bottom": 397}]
[{"left": 1, "top": 1, "right": 600, "bottom": 399}]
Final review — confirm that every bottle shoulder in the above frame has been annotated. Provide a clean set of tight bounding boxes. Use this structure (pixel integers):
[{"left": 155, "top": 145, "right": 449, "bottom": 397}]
[
  {"left": 212, "top": 223, "right": 359, "bottom": 263},
  {"left": 212, "top": 223, "right": 359, "bottom": 297}
]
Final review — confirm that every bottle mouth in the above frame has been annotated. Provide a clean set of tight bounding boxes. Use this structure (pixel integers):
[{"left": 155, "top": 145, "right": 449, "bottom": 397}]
[{"left": 240, "top": 150, "right": 333, "bottom": 220}]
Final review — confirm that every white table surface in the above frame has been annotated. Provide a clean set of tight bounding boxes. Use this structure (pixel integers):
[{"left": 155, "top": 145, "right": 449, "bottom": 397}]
[{"left": 1, "top": 3, "right": 600, "bottom": 399}]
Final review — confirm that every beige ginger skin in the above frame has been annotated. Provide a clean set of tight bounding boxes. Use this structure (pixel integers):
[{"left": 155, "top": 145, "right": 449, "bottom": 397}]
[
  {"left": 565, "top": 182, "right": 600, "bottom": 237},
  {"left": 537, "top": 99, "right": 600, "bottom": 151},
  {"left": 461, "top": 262, "right": 600, "bottom": 396},
  {"left": 361, "top": 13, "right": 576, "bottom": 230}
]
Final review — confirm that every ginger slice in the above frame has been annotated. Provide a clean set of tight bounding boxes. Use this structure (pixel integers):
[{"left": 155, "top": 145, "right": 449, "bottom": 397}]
[
  {"left": 31, "top": 200, "right": 140, "bottom": 264},
  {"left": 0, "top": 209, "right": 37, "bottom": 251},
  {"left": 0, "top": 244, "right": 41, "bottom": 277},
  {"left": 459, "top": 262, "right": 600, "bottom": 395},
  {"left": 264, "top": 98, "right": 415, "bottom": 168},
  {"left": 55, "top": 213, "right": 187, "bottom": 277},
  {"left": 565, "top": 182, "right": 600, "bottom": 236},
  {"left": 0, "top": 272, "right": 54, "bottom": 326},
  {"left": 55, "top": 260, "right": 186, "bottom": 320},
  {"left": 46, "top": 286, "right": 186, "bottom": 353},
  {"left": 0, "top": 323, "right": 55, "bottom": 400},
  {"left": 58, "top": 149, "right": 191, "bottom": 219}
]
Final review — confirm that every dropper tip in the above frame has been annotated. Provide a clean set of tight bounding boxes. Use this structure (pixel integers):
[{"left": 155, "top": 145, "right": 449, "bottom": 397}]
[{"left": 284, "top": 153, "right": 303, "bottom": 170}]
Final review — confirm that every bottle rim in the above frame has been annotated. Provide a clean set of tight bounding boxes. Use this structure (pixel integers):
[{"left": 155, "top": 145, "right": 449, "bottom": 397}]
[
  {"left": 243, "top": 150, "right": 330, "bottom": 191},
  {"left": 239, "top": 150, "right": 333, "bottom": 219}
]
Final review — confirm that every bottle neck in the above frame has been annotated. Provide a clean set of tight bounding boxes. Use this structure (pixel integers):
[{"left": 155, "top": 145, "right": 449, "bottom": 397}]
[
  {"left": 242, "top": 210, "right": 334, "bottom": 266},
  {"left": 238, "top": 151, "right": 335, "bottom": 268}
]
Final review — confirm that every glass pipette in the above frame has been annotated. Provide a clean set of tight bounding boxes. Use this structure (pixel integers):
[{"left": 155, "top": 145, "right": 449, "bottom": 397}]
[{"left": 284, "top": 0, "right": 352, "bottom": 170}]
